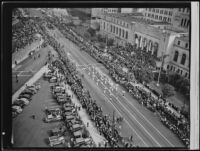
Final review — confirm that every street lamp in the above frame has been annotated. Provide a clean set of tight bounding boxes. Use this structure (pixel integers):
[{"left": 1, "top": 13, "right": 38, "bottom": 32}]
[{"left": 157, "top": 30, "right": 167, "bottom": 87}]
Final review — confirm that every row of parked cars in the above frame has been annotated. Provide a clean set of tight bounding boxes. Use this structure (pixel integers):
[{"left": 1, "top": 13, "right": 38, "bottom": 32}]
[
  {"left": 12, "top": 83, "right": 40, "bottom": 118},
  {"left": 43, "top": 63, "right": 94, "bottom": 147}
]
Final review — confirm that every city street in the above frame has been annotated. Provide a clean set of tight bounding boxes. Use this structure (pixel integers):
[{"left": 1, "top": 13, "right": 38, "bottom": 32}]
[{"left": 47, "top": 26, "right": 184, "bottom": 147}]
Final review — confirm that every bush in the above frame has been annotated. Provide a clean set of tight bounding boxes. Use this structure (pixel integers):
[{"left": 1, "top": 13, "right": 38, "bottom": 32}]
[{"left": 162, "top": 84, "right": 176, "bottom": 98}]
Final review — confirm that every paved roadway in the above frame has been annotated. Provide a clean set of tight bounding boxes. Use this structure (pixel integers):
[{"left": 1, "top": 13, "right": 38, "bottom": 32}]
[
  {"left": 25, "top": 8, "right": 185, "bottom": 147},
  {"left": 46, "top": 27, "right": 185, "bottom": 147},
  {"left": 12, "top": 45, "right": 56, "bottom": 94}
]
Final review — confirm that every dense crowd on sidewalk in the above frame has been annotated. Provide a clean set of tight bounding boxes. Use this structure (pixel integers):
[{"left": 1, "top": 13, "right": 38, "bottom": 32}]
[
  {"left": 12, "top": 11, "right": 189, "bottom": 147},
  {"left": 12, "top": 16, "right": 38, "bottom": 53},
  {"left": 42, "top": 15, "right": 190, "bottom": 147},
  {"left": 33, "top": 21, "right": 130, "bottom": 147}
]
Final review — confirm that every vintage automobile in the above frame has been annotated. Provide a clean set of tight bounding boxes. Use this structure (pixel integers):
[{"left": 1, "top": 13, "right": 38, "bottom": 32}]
[
  {"left": 70, "top": 124, "right": 83, "bottom": 132},
  {"left": 13, "top": 99, "right": 26, "bottom": 108},
  {"left": 44, "top": 107, "right": 62, "bottom": 123},
  {"left": 73, "top": 137, "right": 86, "bottom": 147},
  {"left": 15, "top": 98, "right": 29, "bottom": 106},
  {"left": 50, "top": 125, "right": 66, "bottom": 137},
  {"left": 12, "top": 105, "right": 23, "bottom": 114},
  {"left": 21, "top": 89, "right": 35, "bottom": 95},
  {"left": 73, "top": 130, "right": 83, "bottom": 138},
  {"left": 18, "top": 93, "right": 32, "bottom": 100},
  {"left": 49, "top": 135, "right": 65, "bottom": 147}
]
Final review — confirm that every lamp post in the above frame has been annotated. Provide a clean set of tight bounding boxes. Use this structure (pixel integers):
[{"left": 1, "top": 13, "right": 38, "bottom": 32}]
[{"left": 157, "top": 30, "right": 167, "bottom": 87}]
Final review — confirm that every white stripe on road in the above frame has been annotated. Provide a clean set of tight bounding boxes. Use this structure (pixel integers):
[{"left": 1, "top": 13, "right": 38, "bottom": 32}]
[
  {"left": 94, "top": 68, "right": 175, "bottom": 147},
  {"left": 80, "top": 66, "right": 148, "bottom": 147},
  {"left": 92, "top": 72, "right": 162, "bottom": 147},
  {"left": 117, "top": 90, "right": 175, "bottom": 147}
]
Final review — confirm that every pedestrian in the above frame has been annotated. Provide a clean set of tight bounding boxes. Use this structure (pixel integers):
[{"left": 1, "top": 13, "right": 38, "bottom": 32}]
[
  {"left": 16, "top": 79, "right": 19, "bottom": 83},
  {"left": 130, "top": 135, "right": 133, "bottom": 141},
  {"left": 87, "top": 122, "right": 89, "bottom": 127},
  {"left": 38, "top": 54, "right": 40, "bottom": 58},
  {"left": 15, "top": 60, "right": 17, "bottom": 65},
  {"left": 32, "top": 115, "right": 35, "bottom": 119}
]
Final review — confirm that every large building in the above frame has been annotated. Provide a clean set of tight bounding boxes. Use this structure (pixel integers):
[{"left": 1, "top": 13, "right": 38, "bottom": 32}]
[
  {"left": 143, "top": 8, "right": 190, "bottom": 32},
  {"left": 99, "top": 12, "right": 190, "bottom": 78},
  {"left": 166, "top": 35, "right": 190, "bottom": 79}
]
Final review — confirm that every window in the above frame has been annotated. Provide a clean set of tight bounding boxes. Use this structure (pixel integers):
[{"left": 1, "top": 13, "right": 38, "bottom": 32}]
[
  {"left": 116, "top": 27, "right": 118, "bottom": 34},
  {"left": 110, "top": 25, "right": 112, "bottom": 32},
  {"left": 122, "top": 29, "right": 125, "bottom": 38},
  {"left": 155, "top": 15, "right": 158, "bottom": 19},
  {"left": 179, "top": 8, "right": 182, "bottom": 12},
  {"left": 148, "top": 13, "right": 150, "bottom": 17},
  {"left": 160, "top": 10, "right": 163, "bottom": 14},
  {"left": 127, "top": 24, "right": 129, "bottom": 28},
  {"left": 152, "top": 9, "right": 155, "bottom": 12},
  {"left": 119, "top": 28, "right": 121, "bottom": 36},
  {"left": 152, "top": 14, "right": 154, "bottom": 18},
  {"left": 187, "top": 20, "right": 190, "bottom": 27},
  {"left": 185, "top": 43, "right": 188, "bottom": 48},
  {"left": 173, "top": 51, "right": 179, "bottom": 62},
  {"left": 149, "top": 8, "right": 151, "bottom": 11},
  {"left": 157, "top": 9, "right": 159, "bottom": 13},
  {"left": 167, "top": 65, "right": 169, "bottom": 69},
  {"left": 113, "top": 26, "right": 115, "bottom": 33},
  {"left": 177, "top": 40, "right": 180, "bottom": 45},
  {"left": 177, "top": 69, "right": 180, "bottom": 73},
  {"left": 164, "top": 11, "right": 168, "bottom": 15},
  {"left": 170, "top": 65, "right": 173, "bottom": 70},
  {"left": 103, "top": 22, "right": 105, "bottom": 29},
  {"left": 180, "top": 70, "right": 183, "bottom": 75},
  {"left": 181, "top": 54, "right": 186, "bottom": 65},
  {"left": 185, "top": 72, "right": 188, "bottom": 78},
  {"left": 168, "top": 18, "right": 171, "bottom": 22},
  {"left": 125, "top": 31, "right": 128, "bottom": 39},
  {"left": 160, "top": 16, "right": 162, "bottom": 20}
]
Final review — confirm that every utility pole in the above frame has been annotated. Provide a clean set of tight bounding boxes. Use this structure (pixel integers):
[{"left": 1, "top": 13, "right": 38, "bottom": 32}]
[{"left": 157, "top": 30, "right": 167, "bottom": 86}]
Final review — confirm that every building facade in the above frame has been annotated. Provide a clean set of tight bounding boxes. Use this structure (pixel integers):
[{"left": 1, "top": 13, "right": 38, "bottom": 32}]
[
  {"left": 166, "top": 36, "right": 190, "bottom": 79},
  {"left": 143, "top": 8, "right": 190, "bottom": 32}
]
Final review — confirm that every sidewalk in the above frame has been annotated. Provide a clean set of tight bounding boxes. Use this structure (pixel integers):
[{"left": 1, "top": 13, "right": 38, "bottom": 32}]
[
  {"left": 64, "top": 83, "right": 107, "bottom": 147},
  {"left": 12, "top": 65, "right": 48, "bottom": 103}
]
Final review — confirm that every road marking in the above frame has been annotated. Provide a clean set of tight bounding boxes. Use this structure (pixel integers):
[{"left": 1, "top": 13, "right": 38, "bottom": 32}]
[
  {"left": 93, "top": 71, "right": 162, "bottom": 147},
  {"left": 117, "top": 90, "right": 175, "bottom": 147},
  {"left": 99, "top": 85, "right": 148, "bottom": 147},
  {"left": 79, "top": 65, "right": 148, "bottom": 147},
  {"left": 92, "top": 66, "right": 175, "bottom": 147}
]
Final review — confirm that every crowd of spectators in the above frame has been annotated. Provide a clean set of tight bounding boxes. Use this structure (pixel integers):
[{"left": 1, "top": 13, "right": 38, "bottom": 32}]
[
  {"left": 43, "top": 16, "right": 190, "bottom": 147},
  {"left": 12, "top": 17, "right": 38, "bottom": 53},
  {"left": 34, "top": 21, "right": 128, "bottom": 147},
  {"left": 22, "top": 13, "right": 189, "bottom": 147}
]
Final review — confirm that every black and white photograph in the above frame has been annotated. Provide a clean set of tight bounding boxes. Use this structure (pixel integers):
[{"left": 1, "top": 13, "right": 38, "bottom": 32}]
[{"left": 1, "top": 1, "right": 199, "bottom": 150}]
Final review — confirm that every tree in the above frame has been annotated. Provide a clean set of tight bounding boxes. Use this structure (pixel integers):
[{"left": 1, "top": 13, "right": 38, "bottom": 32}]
[
  {"left": 87, "top": 27, "right": 96, "bottom": 37},
  {"left": 107, "top": 38, "right": 114, "bottom": 46},
  {"left": 162, "top": 84, "right": 176, "bottom": 98},
  {"left": 84, "top": 32, "right": 91, "bottom": 39}
]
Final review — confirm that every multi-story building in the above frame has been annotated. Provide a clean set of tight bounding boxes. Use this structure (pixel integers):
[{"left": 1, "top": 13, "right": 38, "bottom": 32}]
[
  {"left": 143, "top": 8, "right": 190, "bottom": 32},
  {"left": 99, "top": 12, "right": 190, "bottom": 75},
  {"left": 166, "top": 35, "right": 190, "bottom": 79}
]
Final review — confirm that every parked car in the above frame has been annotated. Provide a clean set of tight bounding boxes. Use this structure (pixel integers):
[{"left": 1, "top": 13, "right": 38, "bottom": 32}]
[
  {"left": 15, "top": 98, "right": 29, "bottom": 105},
  {"left": 49, "top": 135, "right": 65, "bottom": 147},
  {"left": 13, "top": 99, "right": 26, "bottom": 108},
  {"left": 18, "top": 93, "right": 32, "bottom": 100},
  {"left": 12, "top": 111, "right": 18, "bottom": 118},
  {"left": 21, "top": 89, "right": 35, "bottom": 95},
  {"left": 12, "top": 105, "right": 23, "bottom": 114},
  {"left": 27, "top": 87, "right": 37, "bottom": 93},
  {"left": 74, "top": 137, "right": 86, "bottom": 147}
]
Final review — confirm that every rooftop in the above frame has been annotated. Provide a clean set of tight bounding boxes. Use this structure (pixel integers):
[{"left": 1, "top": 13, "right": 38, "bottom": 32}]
[
  {"left": 105, "top": 13, "right": 171, "bottom": 26},
  {"left": 177, "top": 35, "right": 189, "bottom": 42}
]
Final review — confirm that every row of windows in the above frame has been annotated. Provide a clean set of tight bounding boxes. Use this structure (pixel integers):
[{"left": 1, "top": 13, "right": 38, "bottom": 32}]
[
  {"left": 110, "top": 24, "right": 129, "bottom": 39},
  {"left": 173, "top": 51, "right": 187, "bottom": 66},
  {"left": 146, "top": 13, "right": 171, "bottom": 22},
  {"left": 177, "top": 40, "right": 189, "bottom": 48},
  {"left": 180, "top": 18, "right": 190, "bottom": 28},
  {"left": 146, "top": 8, "right": 173, "bottom": 16},
  {"left": 109, "top": 18, "right": 129, "bottom": 28},
  {"left": 167, "top": 65, "right": 189, "bottom": 78},
  {"left": 178, "top": 8, "right": 190, "bottom": 13}
]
